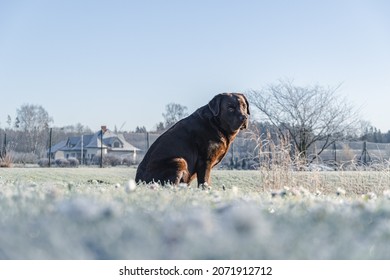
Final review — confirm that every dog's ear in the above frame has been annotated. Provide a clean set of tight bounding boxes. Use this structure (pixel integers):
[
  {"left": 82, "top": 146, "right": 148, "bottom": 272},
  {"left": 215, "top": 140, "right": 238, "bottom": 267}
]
[
  {"left": 208, "top": 94, "right": 223, "bottom": 116},
  {"left": 238, "top": 93, "right": 250, "bottom": 115}
]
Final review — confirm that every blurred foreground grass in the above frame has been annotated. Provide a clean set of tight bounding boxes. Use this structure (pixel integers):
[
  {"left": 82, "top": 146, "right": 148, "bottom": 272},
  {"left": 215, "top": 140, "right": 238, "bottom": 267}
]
[{"left": 0, "top": 167, "right": 390, "bottom": 259}]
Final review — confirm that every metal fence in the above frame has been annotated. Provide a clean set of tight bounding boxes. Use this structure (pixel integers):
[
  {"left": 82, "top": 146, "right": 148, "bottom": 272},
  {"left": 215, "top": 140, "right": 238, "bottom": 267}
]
[
  {"left": 2, "top": 129, "right": 390, "bottom": 168},
  {"left": 124, "top": 132, "right": 390, "bottom": 169}
]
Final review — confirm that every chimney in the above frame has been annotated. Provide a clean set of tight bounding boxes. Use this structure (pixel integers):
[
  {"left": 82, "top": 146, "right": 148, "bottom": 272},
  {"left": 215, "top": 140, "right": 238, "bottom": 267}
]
[{"left": 101, "top": 125, "right": 107, "bottom": 133}]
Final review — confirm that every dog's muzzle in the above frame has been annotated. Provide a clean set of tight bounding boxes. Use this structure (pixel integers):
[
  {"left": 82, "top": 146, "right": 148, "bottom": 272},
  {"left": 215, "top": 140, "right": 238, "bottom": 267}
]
[{"left": 240, "top": 115, "right": 248, "bottom": 130}]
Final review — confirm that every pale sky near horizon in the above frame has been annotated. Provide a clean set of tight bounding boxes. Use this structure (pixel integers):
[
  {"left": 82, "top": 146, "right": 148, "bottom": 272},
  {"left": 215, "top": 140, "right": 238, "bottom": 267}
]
[{"left": 1, "top": 0, "right": 389, "bottom": 132}]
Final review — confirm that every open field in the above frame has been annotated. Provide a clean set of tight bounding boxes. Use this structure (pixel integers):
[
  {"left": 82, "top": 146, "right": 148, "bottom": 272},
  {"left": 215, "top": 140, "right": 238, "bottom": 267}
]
[{"left": 1, "top": 167, "right": 390, "bottom": 259}]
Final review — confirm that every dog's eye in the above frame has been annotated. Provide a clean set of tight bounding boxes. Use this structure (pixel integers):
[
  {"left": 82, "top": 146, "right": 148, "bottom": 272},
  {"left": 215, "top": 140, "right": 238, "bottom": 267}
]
[{"left": 228, "top": 106, "right": 235, "bottom": 112}]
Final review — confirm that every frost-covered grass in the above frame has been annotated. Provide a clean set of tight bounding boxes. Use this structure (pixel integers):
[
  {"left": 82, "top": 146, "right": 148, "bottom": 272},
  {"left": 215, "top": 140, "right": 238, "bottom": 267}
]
[{"left": 1, "top": 167, "right": 390, "bottom": 259}]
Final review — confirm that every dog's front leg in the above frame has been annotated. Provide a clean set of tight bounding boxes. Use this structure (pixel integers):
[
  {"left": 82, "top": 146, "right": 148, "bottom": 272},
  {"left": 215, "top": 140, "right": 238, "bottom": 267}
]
[{"left": 196, "top": 160, "right": 212, "bottom": 189}]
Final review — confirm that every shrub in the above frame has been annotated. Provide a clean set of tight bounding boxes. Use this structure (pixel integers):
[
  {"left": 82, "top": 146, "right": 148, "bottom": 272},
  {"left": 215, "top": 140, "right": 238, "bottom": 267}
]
[
  {"left": 0, "top": 154, "right": 13, "bottom": 168},
  {"left": 38, "top": 158, "right": 50, "bottom": 167},
  {"left": 123, "top": 156, "right": 136, "bottom": 166},
  {"left": 68, "top": 157, "right": 80, "bottom": 167},
  {"left": 8, "top": 152, "right": 38, "bottom": 165},
  {"left": 55, "top": 158, "right": 70, "bottom": 168},
  {"left": 103, "top": 154, "right": 122, "bottom": 166}
]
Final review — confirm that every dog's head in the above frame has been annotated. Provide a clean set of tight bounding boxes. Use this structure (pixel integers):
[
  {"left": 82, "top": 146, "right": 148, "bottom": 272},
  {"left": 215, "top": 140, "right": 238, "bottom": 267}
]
[{"left": 208, "top": 93, "right": 250, "bottom": 133}]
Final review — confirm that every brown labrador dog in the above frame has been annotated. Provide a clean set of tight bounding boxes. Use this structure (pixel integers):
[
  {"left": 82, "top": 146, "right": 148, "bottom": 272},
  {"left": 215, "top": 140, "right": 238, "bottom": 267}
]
[{"left": 135, "top": 93, "right": 250, "bottom": 187}]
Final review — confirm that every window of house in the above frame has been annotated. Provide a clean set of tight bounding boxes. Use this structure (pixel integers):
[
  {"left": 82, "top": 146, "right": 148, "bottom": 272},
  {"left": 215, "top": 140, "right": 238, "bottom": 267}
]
[{"left": 113, "top": 141, "right": 121, "bottom": 148}]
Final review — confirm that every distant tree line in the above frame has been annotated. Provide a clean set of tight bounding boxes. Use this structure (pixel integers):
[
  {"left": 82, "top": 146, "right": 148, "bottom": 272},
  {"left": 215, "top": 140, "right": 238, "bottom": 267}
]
[{"left": 359, "top": 126, "right": 390, "bottom": 143}]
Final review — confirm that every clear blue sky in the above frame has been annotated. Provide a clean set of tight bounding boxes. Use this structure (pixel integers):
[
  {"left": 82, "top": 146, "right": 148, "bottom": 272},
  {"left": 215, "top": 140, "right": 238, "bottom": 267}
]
[{"left": 1, "top": 0, "right": 389, "bottom": 132}]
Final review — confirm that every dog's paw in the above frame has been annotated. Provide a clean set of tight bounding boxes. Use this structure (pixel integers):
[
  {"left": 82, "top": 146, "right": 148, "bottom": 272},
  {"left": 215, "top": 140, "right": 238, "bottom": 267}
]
[{"left": 199, "top": 183, "right": 211, "bottom": 190}]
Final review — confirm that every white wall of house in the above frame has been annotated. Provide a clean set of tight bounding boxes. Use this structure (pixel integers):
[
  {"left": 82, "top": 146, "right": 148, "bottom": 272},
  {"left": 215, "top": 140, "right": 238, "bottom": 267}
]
[
  {"left": 86, "top": 147, "right": 107, "bottom": 158},
  {"left": 54, "top": 150, "right": 65, "bottom": 159}
]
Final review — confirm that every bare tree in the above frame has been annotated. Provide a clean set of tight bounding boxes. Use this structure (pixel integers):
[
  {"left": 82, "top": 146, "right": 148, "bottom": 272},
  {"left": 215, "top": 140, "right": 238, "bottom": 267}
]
[
  {"left": 135, "top": 126, "right": 147, "bottom": 133},
  {"left": 247, "top": 80, "right": 360, "bottom": 163},
  {"left": 6, "top": 115, "right": 12, "bottom": 128},
  {"left": 16, "top": 104, "right": 53, "bottom": 155},
  {"left": 154, "top": 122, "right": 165, "bottom": 133},
  {"left": 162, "top": 103, "right": 188, "bottom": 128}
]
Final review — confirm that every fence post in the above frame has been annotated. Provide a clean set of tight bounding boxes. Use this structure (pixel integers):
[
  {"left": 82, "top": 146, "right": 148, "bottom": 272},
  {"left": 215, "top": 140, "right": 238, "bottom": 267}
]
[
  {"left": 100, "top": 129, "right": 104, "bottom": 168},
  {"left": 1, "top": 133, "right": 6, "bottom": 158},
  {"left": 80, "top": 134, "right": 83, "bottom": 165},
  {"left": 359, "top": 141, "right": 371, "bottom": 165},
  {"left": 48, "top": 128, "right": 52, "bottom": 167},
  {"left": 3, "top": 133, "right": 7, "bottom": 157}
]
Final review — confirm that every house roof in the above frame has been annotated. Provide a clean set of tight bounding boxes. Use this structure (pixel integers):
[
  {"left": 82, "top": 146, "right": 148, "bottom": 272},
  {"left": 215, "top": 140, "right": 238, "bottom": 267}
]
[
  {"left": 49, "top": 140, "right": 67, "bottom": 153},
  {"left": 72, "top": 134, "right": 94, "bottom": 150},
  {"left": 85, "top": 132, "right": 107, "bottom": 149},
  {"left": 117, "top": 134, "right": 139, "bottom": 151},
  {"left": 68, "top": 136, "right": 80, "bottom": 147}
]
